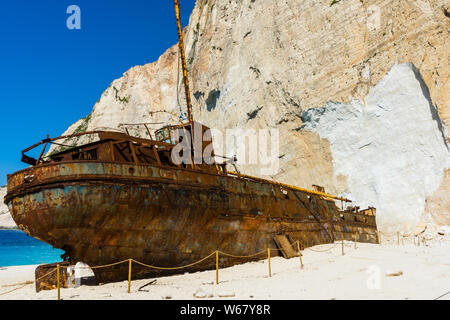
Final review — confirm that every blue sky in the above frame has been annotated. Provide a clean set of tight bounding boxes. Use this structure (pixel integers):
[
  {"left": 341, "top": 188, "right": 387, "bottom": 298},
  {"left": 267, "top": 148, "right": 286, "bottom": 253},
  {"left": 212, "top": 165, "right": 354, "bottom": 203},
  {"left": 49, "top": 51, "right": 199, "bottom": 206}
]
[{"left": 0, "top": 0, "right": 196, "bottom": 186}]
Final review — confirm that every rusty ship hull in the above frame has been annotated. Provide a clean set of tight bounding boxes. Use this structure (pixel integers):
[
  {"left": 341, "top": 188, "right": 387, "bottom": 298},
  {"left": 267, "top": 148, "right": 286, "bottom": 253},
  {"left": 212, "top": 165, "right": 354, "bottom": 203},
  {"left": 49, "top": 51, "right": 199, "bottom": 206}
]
[
  {"left": 5, "top": 157, "right": 378, "bottom": 283},
  {"left": 5, "top": 3, "right": 378, "bottom": 285}
]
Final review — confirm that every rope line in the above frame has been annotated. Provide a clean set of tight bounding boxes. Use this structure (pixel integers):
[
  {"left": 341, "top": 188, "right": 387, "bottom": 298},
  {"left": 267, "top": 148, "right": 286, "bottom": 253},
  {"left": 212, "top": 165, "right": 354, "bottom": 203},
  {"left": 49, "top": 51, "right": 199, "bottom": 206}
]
[
  {"left": 131, "top": 252, "right": 216, "bottom": 270},
  {"left": 35, "top": 267, "right": 57, "bottom": 282},
  {"left": 219, "top": 249, "right": 267, "bottom": 258},
  {"left": 0, "top": 236, "right": 367, "bottom": 297},
  {"left": 306, "top": 243, "right": 339, "bottom": 252},
  {"left": 379, "top": 231, "right": 398, "bottom": 237},
  {"left": 379, "top": 231, "right": 439, "bottom": 240},
  {"left": 2, "top": 231, "right": 443, "bottom": 299},
  {"left": 59, "top": 259, "right": 130, "bottom": 270},
  {"left": 0, "top": 283, "right": 31, "bottom": 297},
  {"left": 0, "top": 267, "right": 57, "bottom": 297}
]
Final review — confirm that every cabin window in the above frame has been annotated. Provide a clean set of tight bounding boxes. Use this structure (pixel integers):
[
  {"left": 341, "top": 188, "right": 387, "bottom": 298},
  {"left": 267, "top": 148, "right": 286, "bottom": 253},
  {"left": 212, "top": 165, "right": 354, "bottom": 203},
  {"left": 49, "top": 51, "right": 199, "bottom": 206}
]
[
  {"left": 72, "top": 149, "right": 97, "bottom": 161},
  {"left": 155, "top": 126, "right": 180, "bottom": 145}
]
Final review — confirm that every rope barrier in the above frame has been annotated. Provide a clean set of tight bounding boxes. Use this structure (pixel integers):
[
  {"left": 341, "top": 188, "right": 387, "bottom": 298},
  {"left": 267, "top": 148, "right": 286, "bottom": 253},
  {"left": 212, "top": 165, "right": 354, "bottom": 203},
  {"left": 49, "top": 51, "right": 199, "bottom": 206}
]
[
  {"left": 218, "top": 249, "right": 267, "bottom": 259},
  {"left": 35, "top": 267, "right": 58, "bottom": 282},
  {"left": 0, "top": 236, "right": 369, "bottom": 298},
  {"left": 379, "top": 231, "right": 438, "bottom": 240},
  {"left": 379, "top": 231, "right": 398, "bottom": 237},
  {"left": 1, "top": 280, "right": 33, "bottom": 288},
  {"left": 306, "top": 243, "right": 338, "bottom": 252},
  {"left": 377, "top": 232, "right": 437, "bottom": 242},
  {"left": 0, "top": 267, "right": 57, "bottom": 297},
  {"left": 131, "top": 252, "right": 216, "bottom": 270},
  {"left": 0, "top": 282, "right": 32, "bottom": 297},
  {"left": 59, "top": 259, "right": 130, "bottom": 270},
  {"left": 2, "top": 229, "right": 446, "bottom": 300}
]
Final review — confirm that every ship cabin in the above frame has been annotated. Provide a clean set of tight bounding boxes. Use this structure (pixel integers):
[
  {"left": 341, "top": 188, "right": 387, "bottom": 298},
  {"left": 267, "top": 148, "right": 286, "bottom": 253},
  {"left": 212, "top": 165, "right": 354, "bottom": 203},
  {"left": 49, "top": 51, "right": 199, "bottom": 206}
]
[{"left": 20, "top": 121, "right": 229, "bottom": 175}]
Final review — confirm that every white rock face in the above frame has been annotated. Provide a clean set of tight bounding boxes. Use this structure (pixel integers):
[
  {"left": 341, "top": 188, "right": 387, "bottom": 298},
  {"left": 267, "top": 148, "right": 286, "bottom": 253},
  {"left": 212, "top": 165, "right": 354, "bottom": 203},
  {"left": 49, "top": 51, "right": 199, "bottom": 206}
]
[
  {"left": 0, "top": 187, "right": 16, "bottom": 229},
  {"left": 301, "top": 63, "right": 449, "bottom": 232}
]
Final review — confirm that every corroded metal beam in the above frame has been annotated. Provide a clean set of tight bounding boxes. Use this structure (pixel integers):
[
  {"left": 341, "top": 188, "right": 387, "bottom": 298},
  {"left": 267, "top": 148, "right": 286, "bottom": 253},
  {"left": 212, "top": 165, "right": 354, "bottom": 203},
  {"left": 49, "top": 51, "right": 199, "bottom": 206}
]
[
  {"left": 174, "top": 0, "right": 193, "bottom": 123},
  {"left": 226, "top": 171, "right": 352, "bottom": 202}
]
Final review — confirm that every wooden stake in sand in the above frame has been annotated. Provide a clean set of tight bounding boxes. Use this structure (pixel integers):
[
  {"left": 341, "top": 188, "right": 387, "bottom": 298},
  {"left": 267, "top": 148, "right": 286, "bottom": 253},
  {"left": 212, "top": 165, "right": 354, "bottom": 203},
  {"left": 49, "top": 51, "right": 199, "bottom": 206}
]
[
  {"left": 268, "top": 248, "right": 271, "bottom": 277},
  {"left": 215, "top": 250, "right": 219, "bottom": 285},
  {"left": 57, "top": 264, "right": 60, "bottom": 301},
  {"left": 297, "top": 241, "right": 303, "bottom": 269},
  {"left": 128, "top": 259, "right": 132, "bottom": 294}
]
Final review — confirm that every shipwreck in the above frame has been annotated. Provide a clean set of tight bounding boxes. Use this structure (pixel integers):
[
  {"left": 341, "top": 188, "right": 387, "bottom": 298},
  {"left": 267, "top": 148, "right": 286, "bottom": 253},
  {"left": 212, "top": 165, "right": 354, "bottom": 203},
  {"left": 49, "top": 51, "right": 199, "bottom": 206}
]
[{"left": 3, "top": 1, "right": 378, "bottom": 284}]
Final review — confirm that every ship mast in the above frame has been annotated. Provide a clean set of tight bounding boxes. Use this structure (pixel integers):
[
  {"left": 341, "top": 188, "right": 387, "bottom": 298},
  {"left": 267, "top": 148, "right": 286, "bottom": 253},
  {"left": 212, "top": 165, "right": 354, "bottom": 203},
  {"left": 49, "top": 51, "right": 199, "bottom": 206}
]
[{"left": 174, "top": 0, "right": 193, "bottom": 123}]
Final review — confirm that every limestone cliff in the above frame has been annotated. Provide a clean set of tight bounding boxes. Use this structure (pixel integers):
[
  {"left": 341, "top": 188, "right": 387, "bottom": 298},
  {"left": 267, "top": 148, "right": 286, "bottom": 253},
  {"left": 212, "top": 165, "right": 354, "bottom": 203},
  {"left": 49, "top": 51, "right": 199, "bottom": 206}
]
[
  {"left": 46, "top": 0, "right": 449, "bottom": 232},
  {"left": 0, "top": 187, "right": 16, "bottom": 229}
]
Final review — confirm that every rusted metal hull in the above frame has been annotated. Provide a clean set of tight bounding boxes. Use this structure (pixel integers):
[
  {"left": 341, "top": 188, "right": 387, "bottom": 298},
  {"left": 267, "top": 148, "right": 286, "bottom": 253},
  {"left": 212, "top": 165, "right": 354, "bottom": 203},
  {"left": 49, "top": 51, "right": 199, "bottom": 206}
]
[{"left": 5, "top": 161, "right": 378, "bottom": 283}]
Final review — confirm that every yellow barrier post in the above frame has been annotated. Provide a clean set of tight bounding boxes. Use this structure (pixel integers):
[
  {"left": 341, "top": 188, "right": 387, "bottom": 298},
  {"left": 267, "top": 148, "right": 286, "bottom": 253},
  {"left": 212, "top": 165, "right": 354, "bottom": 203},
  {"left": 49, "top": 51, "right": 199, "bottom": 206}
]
[
  {"left": 397, "top": 232, "right": 400, "bottom": 246},
  {"left": 378, "top": 231, "right": 381, "bottom": 245},
  {"left": 341, "top": 239, "right": 344, "bottom": 256},
  {"left": 215, "top": 250, "right": 219, "bottom": 285},
  {"left": 297, "top": 241, "right": 303, "bottom": 269},
  {"left": 57, "top": 264, "right": 60, "bottom": 301},
  {"left": 128, "top": 259, "right": 132, "bottom": 294},
  {"left": 354, "top": 233, "right": 357, "bottom": 249},
  {"left": 268, "top": 248, "right": 271, "bottom": 277}
]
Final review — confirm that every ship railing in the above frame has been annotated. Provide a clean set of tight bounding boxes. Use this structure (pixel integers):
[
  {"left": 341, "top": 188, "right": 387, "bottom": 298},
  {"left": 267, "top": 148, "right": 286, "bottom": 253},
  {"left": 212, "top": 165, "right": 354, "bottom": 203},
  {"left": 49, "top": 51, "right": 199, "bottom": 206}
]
[
  {"left": 118, "top": 122, "right": 164, "bottom": 140},
  {"left": 20, "top": 130, "right": 110, "bottom": 166},
  {"left": 225, "top": 171, "right": 352, "bottom": 203}
]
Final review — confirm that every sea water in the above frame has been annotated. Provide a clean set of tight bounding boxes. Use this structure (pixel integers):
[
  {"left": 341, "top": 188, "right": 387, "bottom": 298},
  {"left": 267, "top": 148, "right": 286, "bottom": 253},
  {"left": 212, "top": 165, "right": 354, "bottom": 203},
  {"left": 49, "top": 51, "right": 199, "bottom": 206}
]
[{"left": 0, "top": 229, "right": 63, "bottom": 267}]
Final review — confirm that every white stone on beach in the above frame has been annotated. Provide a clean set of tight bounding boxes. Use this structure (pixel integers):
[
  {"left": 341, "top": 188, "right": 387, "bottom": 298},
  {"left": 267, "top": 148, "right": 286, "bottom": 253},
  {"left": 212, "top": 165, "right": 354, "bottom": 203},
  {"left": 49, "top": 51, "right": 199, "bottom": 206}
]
[
  {"left": 218, "top": 290, "right": 235, "bottom": 297},
  {"left": 74, "top": 262, "right": 96, "bottom": 287},
  {"left": 193, "top": 288, "right": 213, "bottom": 298}
]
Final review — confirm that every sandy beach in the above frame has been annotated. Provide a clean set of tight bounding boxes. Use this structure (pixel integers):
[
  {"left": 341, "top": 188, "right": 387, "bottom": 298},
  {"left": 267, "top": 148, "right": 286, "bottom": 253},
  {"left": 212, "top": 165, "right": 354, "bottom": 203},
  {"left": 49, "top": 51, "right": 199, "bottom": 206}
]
[{"left": 0, "top": 239, "right": 449, "bottom": 300}]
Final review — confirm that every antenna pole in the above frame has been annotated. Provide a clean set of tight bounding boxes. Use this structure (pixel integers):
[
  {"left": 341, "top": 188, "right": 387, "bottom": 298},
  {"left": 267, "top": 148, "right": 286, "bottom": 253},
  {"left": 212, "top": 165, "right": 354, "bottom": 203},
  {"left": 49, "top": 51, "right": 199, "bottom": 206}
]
[{"left": 174, "top": 0, "right": 193, "bottom": 123}]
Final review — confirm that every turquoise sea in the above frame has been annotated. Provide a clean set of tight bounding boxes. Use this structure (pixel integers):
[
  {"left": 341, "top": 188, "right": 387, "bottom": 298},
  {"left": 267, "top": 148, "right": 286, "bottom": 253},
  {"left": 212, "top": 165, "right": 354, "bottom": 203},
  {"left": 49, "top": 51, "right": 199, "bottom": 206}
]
[{"left": 0, "top": 229, "right": 63, "bottom": 267}]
